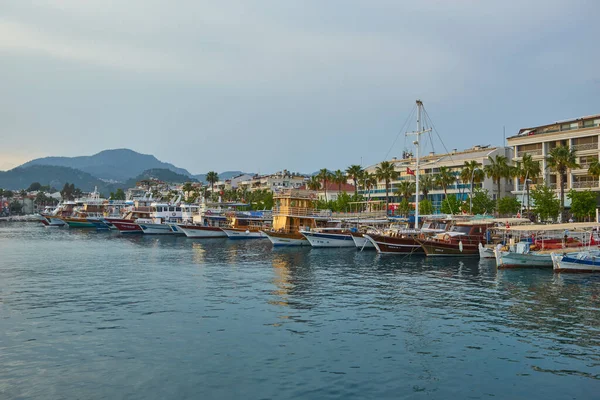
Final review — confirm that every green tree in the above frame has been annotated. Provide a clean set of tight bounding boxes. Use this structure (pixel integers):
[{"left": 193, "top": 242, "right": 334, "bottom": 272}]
[
  {"left": 317, "top": 169, "right": 332, "bottom": 200},
  {"left": 205, "top": 171, "right": 219, "bottom": 198},
  {"left": 345, "top": 165, "right": 363, "bottom": 197},
  {"left": 435, "top": 166, "right": 455, "bottom": 199},
  {"left": 419, "top": 199, "right": 433, "bottom": 215},
  {"left": 27, "top": 182, "right": 42, "bottom": 192},
  {"left": 460, "top": 160, "right": 485, "bottom": 213},
  {"left": 461, "top": 188, "right": 495, "bottom": 215},
  {"left": 395, "top": 180, "right": 415, "bottom": 201},
  {"left": 181, "top": 182, "right": 195, "bottom": 200},
  {"left": 307, "top": 176, "right": 321, "bottom": 191},
  {"left": 361, "top": 172, "right": 377, "bottom": 201},
  {"left": 567, "top": 190, "right": 597, "bottom": 221},
  {"left": 110, "top": 188, "right": 126, "bottom": 200},
  {"left": 512, "top": 153, "right": 541, "bottom": 215},
  {"left": 397, "top": 198, "right": 414, "bottom": 217},
  {"left": 484, "top": 154, "right": 510, "bottom": 214},
  {"left": 588, "top": 157, "right": 600, "bottom": 182},
  {"left": 19, "top": 189, "right": 27, "bottom": 209},
  {"left": 530, "top": 185, "right": 560, "bottom": 221},
  {"left": 497, "top": 196, "right": 521, "bottom": 216},
  {"left": 9, "top": 200, "right": 22, "bottom": 214},
  {"left": 440, "top": 195, "right": 463, "bottom": 215},
  {"left": 546, "top": 145, "right": 579, "bottom": 219},
  {"left": 333, "top": 170, "right": 346, "bottom": 194},
  {"left": 419, "top": 174, "right": 434, "bottom": 201},
  {"left": 61, "top": 183, "right": 74, "bottom": 201},
  {"left": 375, "top": 161, "right": 399, "bottom": 214}
]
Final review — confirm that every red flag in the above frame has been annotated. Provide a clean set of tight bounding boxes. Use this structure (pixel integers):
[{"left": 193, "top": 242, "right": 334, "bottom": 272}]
[{"left": 406, "top": 167, "right": 415, "bottom": 176}]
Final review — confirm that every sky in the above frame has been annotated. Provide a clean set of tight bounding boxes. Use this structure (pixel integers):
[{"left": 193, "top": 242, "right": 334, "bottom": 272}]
[{"left": 1, "top": 0, "right": 599, "bottom": 174}]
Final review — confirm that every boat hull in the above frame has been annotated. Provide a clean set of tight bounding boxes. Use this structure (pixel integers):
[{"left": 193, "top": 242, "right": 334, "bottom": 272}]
[
  {"left": 300, "top": 231, "right": 355, "bottom": 248},
  {"left": 363, "top": 234, "right": 423, "bottom": 254},
  {"left": 112, "top": 220, "right": 143, "bottom": 234},
  {"left": 551, "top": 252, "right": 600, "bottom": 273},
  {"left": 264, "top": 231, "right": 310, "bottom": 246},
  {"left": 494, "top": 249, "right": 553, "bottom": 268},
  {"left": 222, "top": 228, "right": 267, "bottom": 239},
  {"left": 177, "top": 224, "right": 227, "bottom": 238},
  {"left": 478, "top": 243, "right": 495, "bottom": 259},
  {"left": 351, "top": 233, "right": 375, "bottom": 249},
  {"left": 139, "top": 223, "right": 175, "bottom": 235},
  {"left": 418, "top": 239, "right": 481, "bottom": 257},
  {"left": 63, "top": 217, "right": 105, "bottom": 229}
]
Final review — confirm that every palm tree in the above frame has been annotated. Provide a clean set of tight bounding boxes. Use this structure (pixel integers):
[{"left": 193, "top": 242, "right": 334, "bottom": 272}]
[
  {"left": 333, "top": 170, "right": 346, "bottom": 194},
  {"left": 484, "top": 155, "right": 510, "bottom": 214},
  {"left": 307, "top": 176, "right": 322, "bottom": 191},
  {"left": 395, "top": 181, "right": 415, "bottom": 201},
  {"left": 588, "top": 157, "right": 600, "bottom": 183},
  {"left": 419, "top": 174, "right": 434, "bottom": 201},
  {"left": 205, "top": 171, "right": 219, "bottom": 197},
  {"left": 346, "top": 165, "right": 363, "bottom": 197},
  {"left": 362, "top": 172, "right": 377, "bottom": 202},
  {"left": 546, "top": 145, "right": 580, "bottom": 219},
  {"left": 435, "top": 166, "right": 455, "bottom": 200},
  {"left": 317, "top": 169, "right": 331, "bottom": 201},
  {"left": 19, "top": 189, "right": 27, "bottom": 213},
  {"left": 375, "top": 161, "right": 399, "bottom": 214},
  {"left": 181, "top": 182, "right": 194, "bottom": 201},
  {"left": 512, "top": 154, "right": 541, "bottom": 215},
  {"left": 460, "top": 160, "right": 484, "bottom": 213}
]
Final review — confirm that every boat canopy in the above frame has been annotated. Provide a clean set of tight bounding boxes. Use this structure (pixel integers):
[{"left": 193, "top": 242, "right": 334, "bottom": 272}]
[{"left": 497, "top": 222, "right": 600, "bottom": 232}]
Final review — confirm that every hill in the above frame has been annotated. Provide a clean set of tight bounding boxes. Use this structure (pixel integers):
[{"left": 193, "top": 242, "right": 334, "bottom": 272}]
[
  {"left": 124, "top": 168, "right": 198, "bottom": 188},
  {"left": 194, "top": 171, "right": 253, "bottom": 183},
  {"left": 19, "top": 149, "right": 193, "bottom": 182},
  {"left": 0, "top": 165, "right": 120, "bottom": 193}
]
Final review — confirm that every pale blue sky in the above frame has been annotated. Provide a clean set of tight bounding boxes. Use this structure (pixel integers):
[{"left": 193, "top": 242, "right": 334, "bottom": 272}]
[{"left": 1, "top": 0, "right": 598, "bottom": 174}]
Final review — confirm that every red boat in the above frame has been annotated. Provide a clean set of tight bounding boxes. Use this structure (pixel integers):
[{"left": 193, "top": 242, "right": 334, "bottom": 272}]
[{"left": 111, "top": 219, "right": 143, "bottom": 234}]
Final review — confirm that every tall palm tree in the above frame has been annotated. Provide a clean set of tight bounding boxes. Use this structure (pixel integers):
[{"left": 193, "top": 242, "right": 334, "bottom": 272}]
[
  {"left": 546, "top": 145, "right": 580, "bottom": 218},
  {"left": 317, "top": 169, "right": 331, "bottom": 201},
  {"left": 205, "top": 171, "right": 219, "bottom": 197},
  {"left": 181, "top": 182, "right": 194, "bottom": 201},
  {"left": 307, "top": 176, "right": 322, "bottom": 191},
  {"left": 460, "top": 160, "right": 484, "bottom": 213},
  {"left": 484, "top": 155, "right": 510, "bottom": 213},
  {"left": 435, "top": 166, "right": 455, "bottom": 200},
  {"left": 333, "top": 170, "right": 346, "bottom": 194},
  {"left": 419, "top": 174, "right": 434, "bottom": 201},
  {"left": 375, "top": 161, "right": 399, "bottom": 214},
  {"left": 395, "top": 181, "right": 415, "bottom": 201},
  {"left": 346, "top": 165, "right": 363, "bottom": 197},
  {"left": 362, "top": 172, "right": 377, "bottom": 202},
  {"left": 512, "top": 154, "right": 541, "bottom": 214}
]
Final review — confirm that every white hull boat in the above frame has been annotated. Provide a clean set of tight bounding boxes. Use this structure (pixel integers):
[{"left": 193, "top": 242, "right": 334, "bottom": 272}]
[
  {"left": 139, "top": 222, "right": 175, "bottom": 235},
  {"left": 478, "top": 243, "right": 495, "bottom": 259},
  {"left": 551, "top": 251, "right": 600, "bottom": 273},
  {"left": 222, "top": 228, "right": 267, "bottom": 239},
  {"left": 177, "top": 224, "right": 227, "bottom": 238},
  {"left": 351, "top": 233, "right": 375, "bottom": 249},
  {"left": 300, "top": 230, "right": 355, "bottom": 248}
]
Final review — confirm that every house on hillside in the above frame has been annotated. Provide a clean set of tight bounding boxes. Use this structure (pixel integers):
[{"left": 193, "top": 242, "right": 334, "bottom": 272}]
[{"left": 299, "top": 182, "right": 356, "bottom": 202}]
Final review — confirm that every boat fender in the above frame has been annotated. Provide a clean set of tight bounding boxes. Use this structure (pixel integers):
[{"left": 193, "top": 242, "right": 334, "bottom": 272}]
[
  {"left": 245, "top": 230, "right": 250, "bottom": 235},
  {"left": 443, "top": 234, "right": 451, "bottom": 242},
  {"left": 459, "top": 241, "right": 463, "bottom": 252}
]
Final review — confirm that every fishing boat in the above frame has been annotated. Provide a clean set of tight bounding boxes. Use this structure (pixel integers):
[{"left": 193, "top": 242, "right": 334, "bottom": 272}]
[
  {"left": 551, "top": 250, "right": 600, "bottom": 273},
  {"left": 493, "top": 222, "right": 599, "bottom": 268},
  {"left": 263, "top": 189, "right": 334, "bottom": 246},
  {"left": 221, "top": 211, "right": 272, "bottom": 239}
]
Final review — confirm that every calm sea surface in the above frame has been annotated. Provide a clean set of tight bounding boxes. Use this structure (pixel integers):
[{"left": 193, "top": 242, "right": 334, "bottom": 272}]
[{"left": 0, "top": 223, "right": 599, "bottom": 399}]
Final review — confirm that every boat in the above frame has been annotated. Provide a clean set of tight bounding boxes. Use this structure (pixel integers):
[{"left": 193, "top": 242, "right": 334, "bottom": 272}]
[
  {"left": 176, "top": 202, "right": 231, "bottom": 238},
  {"left": 221, "top": 211, "right": 272, "bottom": 239},
  {"left": 299, "top": 227, "right": 355, "bottom": 247},
  {"left": 493, "top": 222, "right": 600, "bottom": 268},
  {"left": 417, "top": 222, "right": 493, "bottom": 257},
  {"left": 136, "top": 202, "right": 184, "bottom": 235},
  {"left": 364, "top": 219, "right": 447, "bottom": 254},
  {"left": 551, "top": 250, "right": 600, "bottom": 273},
  {"left": 263, "top": 189, "right": 334, "bottom": 246},
  {"left": 478, "top": 243, "right": 495, "bottom": 259}
]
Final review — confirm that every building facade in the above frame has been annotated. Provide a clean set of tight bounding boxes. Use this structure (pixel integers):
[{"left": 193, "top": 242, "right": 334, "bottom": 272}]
[
  {"left": 237, "top": 171, "right": 307, "bottom": 193},
  {"left": 362, "top": 145, "right": 513, "bottom": 212},
  {"left": 507, "top": 114, "right": 600, "bottom": 207}
]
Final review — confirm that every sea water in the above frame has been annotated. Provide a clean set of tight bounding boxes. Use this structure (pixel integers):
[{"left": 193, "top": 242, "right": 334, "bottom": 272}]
[{"left": 0, "top": 223, "right": 599, "bottom": 399}]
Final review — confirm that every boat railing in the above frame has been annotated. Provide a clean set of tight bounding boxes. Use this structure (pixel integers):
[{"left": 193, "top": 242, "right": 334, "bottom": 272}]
[{"left": 273, "top": 206, "right": 331, "bottom": 217}]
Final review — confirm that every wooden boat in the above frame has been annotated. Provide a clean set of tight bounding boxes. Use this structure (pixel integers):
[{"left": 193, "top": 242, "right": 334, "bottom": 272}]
[
  {"left": 263, "top": 190, "right": 334, "bottom": 246},
  {"left": 364, "top": 219, "right": 447, "bottom": 254},
  {"left": 222, "top": 211, "right": 272, "bottom": 239},
  {"left": 417, "top": 222, "right": 493, "bottom": 257}
]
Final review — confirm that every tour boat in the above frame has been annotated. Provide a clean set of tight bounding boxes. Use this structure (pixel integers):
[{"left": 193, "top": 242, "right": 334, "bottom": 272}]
[
  {"left": 263, "top": 189, "right": 334, "bottom": 246},
  {"left": 364, "top": 220, "right": 447, "bottom": 254},
  {"left": 417, "top": 222, "right": 493, "bottom": 257},
  {"left": 221, "top": 211, "right": 272, "bottom": 239},
  {"left": 300, "top": 228, "right": 355, "bottom": 247},
  {"left": 551, "top": 250, "right": 600, "bottom": 273}
]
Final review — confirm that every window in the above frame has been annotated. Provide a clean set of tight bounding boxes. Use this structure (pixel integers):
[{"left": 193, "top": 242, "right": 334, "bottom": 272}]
[
  {"left": 169, "top": 207, "right": 175, "bottom": 212},
  {"left": 176, "top": 207, "right": 181, "bottom": 212}
]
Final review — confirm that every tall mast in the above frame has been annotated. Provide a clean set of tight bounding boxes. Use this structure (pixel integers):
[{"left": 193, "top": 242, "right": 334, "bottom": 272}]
[{"left": 406, "top": 100, "right": 431, "bottom": 229}]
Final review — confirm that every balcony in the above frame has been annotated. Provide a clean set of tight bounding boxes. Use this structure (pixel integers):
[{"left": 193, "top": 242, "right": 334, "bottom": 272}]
[
  {"left": 273, "top": 206, "right": 331, "bottom": 218},
  {"left": 572, "top": 142, "right": 598, "bottom": 151},
  {"left": 516, "top": 149, "right": 543, "bottom": 157},
  {"left": 572, "top": 181, "right": 600, "bottom": 189}
]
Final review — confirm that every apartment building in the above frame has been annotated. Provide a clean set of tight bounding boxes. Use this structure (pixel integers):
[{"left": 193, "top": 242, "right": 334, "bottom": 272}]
[
  {"left": 362, "top": 145, "right": 513, "bottom": 212},
  {"left": 507, "top": 114, "right": 600, "bottom": 206},
  {"left": 237, "top": 170, "right": 307, "bottom": 193}
]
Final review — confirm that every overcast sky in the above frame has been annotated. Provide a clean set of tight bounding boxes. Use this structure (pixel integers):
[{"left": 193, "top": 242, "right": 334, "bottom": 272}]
[{"left": 1, "top": 0, "right": 599, "bottom": 174}]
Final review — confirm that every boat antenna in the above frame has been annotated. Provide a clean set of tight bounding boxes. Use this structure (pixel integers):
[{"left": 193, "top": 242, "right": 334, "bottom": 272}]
[{"left": 406, "top": 100, "right": 431, "bottom": 229}]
